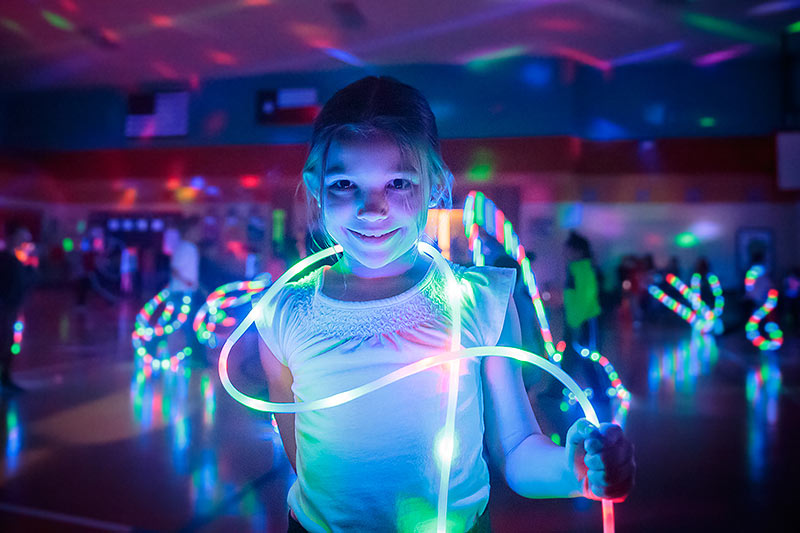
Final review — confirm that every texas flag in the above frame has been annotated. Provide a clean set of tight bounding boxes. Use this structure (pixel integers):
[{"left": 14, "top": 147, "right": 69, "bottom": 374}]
[{"left": 257, "top": 88, "right": 320, "bottom": 125}]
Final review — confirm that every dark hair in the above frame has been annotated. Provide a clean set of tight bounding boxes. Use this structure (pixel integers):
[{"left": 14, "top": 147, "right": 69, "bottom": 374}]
[
  {"left": 301, "top": 76, "right": 453, "bottom": 244},
  {"left": 565, "top": 231, "right": 591, "bottom": 259}
]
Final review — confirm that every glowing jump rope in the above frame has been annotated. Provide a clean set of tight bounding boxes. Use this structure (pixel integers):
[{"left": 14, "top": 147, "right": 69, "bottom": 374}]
[
  {"left": 131, "top": 289, "right": 195, "bottom": 369},
  {"left": 648, "top": 272, "right": 724, "bottom": 334},
  {"left": 193, "top": 278, "right": 271, "bottom": 349},
  {"left": 744, "top": 266, "right": 783, "bottom": 351},
  {"left": 11, "top": 316, "right": 24, "bottom": 355},
  {"left": 217, "top": 241, "right": 616, "bottom": 533},
  {"left": 463, "top": 191, "right": 630, "bottom": 421}
]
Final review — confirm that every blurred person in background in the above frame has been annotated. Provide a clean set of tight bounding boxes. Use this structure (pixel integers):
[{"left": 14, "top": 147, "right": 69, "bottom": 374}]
[
  {"left": 0, "top": 223, "right": 38, "bottom": 393},
  {"left": 170, "top": 217, "right": 207, "bottom": 367}
]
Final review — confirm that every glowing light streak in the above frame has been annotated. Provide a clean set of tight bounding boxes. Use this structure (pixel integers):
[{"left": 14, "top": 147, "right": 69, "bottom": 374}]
[
  {"left": 748, "top": 2, "right": 800, "bottom": 16},
  {"left": 321, "top": 48, "right": 365, "bottom": 66},
  {"left": 1, "top": 18, "right": 25, "bottom": 35},
  {"left": 464, "top": 45, "right": 528, "bottom": 70},
  {"left": 610, "top": 41, "right": 682, "bottom": 67},
  {"left": 553, "top": 46, "right": 611, "bottom": 71},
  {"left": 218, "top": 243, "right": 616, "bottom": 533},
  {"left": 42, "top": 10, "right": 75, "bottom": 31},
  {"left": 693, "top": 44, "right": 752, "bottom": 67},
  {"left": 789, "top": 20, "right": 800, "bottom": 33},
  {"left": 683, "top": 12, "right": 778, "bottom": 46}
]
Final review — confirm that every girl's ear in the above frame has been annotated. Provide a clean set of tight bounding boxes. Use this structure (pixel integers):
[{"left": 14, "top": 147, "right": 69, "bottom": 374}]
[{"left": 302, "top": 171, "right": 321, "bottom": 206}]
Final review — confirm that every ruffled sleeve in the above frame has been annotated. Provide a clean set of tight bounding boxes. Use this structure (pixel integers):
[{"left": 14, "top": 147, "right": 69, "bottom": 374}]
[
  {"left": 457, "top": 265, "right": 517, "bottom": 348},
  {"left": 252, "top": 269, "right": 318, "bottom": 366}
]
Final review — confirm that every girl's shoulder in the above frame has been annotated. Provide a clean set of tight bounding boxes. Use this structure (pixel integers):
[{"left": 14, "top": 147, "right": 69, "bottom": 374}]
[{"left": 451, "top": 263, "right": 518, "bottom": 289}]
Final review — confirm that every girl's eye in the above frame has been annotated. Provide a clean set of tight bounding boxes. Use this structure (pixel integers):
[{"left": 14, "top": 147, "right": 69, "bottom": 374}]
[
  {"left": 330, "top": 180, "right": 355, "bottom": 191},
  {"left": 389, "top": 178, "right": 412, "bottom": 190}
]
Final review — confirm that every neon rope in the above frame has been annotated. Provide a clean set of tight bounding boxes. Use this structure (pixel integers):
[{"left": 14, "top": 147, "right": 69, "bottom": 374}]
[
  {"left": 194, "top": 278, "right": 271, "bottom": 347},
  {"left": 131, "top": 288, "right": 194, "bottom": 369},
  {"left": 743, "top": 266, "right": 782, "bottom": 350},
  {"left": 648, "top": 271, "right": 725, "bottom": 335},
  {"left": 463, "top": 191, "right": 556, "bottom": 359},
  {"left": 218, "top": 243, "right": 615, "bottom": 533},
  {"left": 746, "top": 289, "right": 783, "bottom": 351},
  {"left": 462, "top": 192, "right": 629, "bottom": 417},
  {"left": 11, "top": 315, "right": 24, "bottom": 355}
]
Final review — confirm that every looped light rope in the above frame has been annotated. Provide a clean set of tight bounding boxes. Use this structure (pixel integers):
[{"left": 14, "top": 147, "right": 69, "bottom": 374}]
[{"left": 217, "top": 243, "right": 615, "bottom": 533}]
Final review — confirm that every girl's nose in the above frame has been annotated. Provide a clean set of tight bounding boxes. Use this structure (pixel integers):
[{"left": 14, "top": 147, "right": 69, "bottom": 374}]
[{"left": 357, "top": 191, "right": 388, "bottom": 221}]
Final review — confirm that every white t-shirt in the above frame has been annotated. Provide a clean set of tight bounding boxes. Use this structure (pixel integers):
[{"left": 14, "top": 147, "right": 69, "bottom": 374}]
[
  {"left": 169, "top": 240, "right": 199, "bottom": 292},
  {"left": 255, "top": 262, "right": 515, "bottom": 533}
]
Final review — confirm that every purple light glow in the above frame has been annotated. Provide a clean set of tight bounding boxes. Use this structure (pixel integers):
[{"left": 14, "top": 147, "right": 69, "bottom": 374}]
[
  {"left": 748, "top": 1, "right": 800, "bottom": 16},
  {"left": 693, "top": 44, "right": 752, "bottom": 67}
]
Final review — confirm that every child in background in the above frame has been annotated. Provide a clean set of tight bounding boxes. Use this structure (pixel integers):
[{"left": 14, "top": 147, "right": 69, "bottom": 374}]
[{"left": 257, "top": 77, "right": 634, "bottom": 533}]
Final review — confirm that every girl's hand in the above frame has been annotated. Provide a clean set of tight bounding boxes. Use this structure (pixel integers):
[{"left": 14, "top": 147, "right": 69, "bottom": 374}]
[{"left": 566, "top": 418, "right": 635, "bottom": 502}]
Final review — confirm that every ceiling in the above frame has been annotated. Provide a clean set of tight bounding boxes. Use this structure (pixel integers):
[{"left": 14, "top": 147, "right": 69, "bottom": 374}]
[{"left": 0, "top": 0, "right": 799, "bottom": 90}]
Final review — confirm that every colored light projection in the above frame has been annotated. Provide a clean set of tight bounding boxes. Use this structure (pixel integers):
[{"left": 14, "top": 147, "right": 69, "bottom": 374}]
[
  {"left": 194, "top": 278, "right": 271, "bottom": 348},
  {"left": 463, "top": 191, "right": 630, "bottom": 417},
  {"left": 745, "top": 266, "right": 783, "bottom": 351},
  {"left": 648, "top": 272, "right": 724, "bottom": 334},
  {"left": 218, "top": 242, "right": 617, "bottom": 533},
  {"left": 131, "top": 289, "right": 194, "bottom": 370}
]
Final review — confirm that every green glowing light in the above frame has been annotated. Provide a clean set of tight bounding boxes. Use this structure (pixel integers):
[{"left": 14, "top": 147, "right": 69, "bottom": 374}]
[
  {"left": 466, "top": 149, "right": 495, "bottom": 182},
  {"left": 788, "top": 21, "right": 800, "bottom": 34},
  {"left": 466, "top": 45, "right": 528, "bottom": 71},
  {"left": 42, "top": 10, "right": 75, "bottom": 31},
  {"left": 699, "top": 117, "right": 716, "bottom": 128},
  {"left": 1, "top": 18, "right": 24, "bottom": 34},
  {"left": 675, "top": 232, "right": 699, "bottom": 248},
  {"left": 273, "top": 209, "right": 286, "bottom": 243},
  {"left": 559, "top": 401, "right": 569, "bottom": 412},
  {"left": 550, "top": 433, "right": 561, "bottom": 446},
  {"left": 11, "top": 345, "right": 21, "bottom": 355},
  {"left": 683, "top": 12, "right": 777, "bottom": 46},
  {"left": 62, "top": 238, "right": 74, "bottom": 252}
]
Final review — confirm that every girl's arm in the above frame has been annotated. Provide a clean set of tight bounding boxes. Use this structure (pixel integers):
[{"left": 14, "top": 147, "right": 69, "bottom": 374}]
[
  {"left": 258, "top": 339, "right": 297, "bottom": 473},
  {"left": 482, "top": 298, "right": 582, "bottom": 498},
  {"left": 482, "top": 298, "right": 635, "bottom": 500}
]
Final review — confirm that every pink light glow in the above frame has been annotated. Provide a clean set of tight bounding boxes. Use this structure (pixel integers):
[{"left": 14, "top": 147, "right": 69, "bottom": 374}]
[
  {"left": 554, "top": 46, "right": 611, "bottom": 71},
  {"left": 535, "top": 18, "right": 583, "bottom": 32},
  {"left": 693, "top": 44, "right": 752, "bottom": 67},
  {"left": 208, "top": 50, "right": 237, "bottom": 65},
  {"left": 150, "top": 15, "right": 174, "bottom": 28}
]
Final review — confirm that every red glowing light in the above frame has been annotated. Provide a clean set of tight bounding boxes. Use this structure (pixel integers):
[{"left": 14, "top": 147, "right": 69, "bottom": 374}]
[
  {"left": 240, "top": 174, "right": 260, "bottom": 188},
  {"left": 152, "top": 61, "right": 179, "bottom": 79},
  {"left": 208, "top": 50, "right": 237, "bottom": 65},
  {"left": 556, "top": 341, "right": 566, "bottom": 353},
  {"left": 226, "top": 240, "right": 248, "bottom": 261},
  {"left": 166, "top": 177, "right": 181, "bottom": 191},
  {"left": 59, "top": 0, "right": 79, "bottom": 13},
  {"left": 150, "top": 15, "right": 174, "bottom": 28},
  {"left": 554, "top": 46, "right": 611, "bottom": 71}
]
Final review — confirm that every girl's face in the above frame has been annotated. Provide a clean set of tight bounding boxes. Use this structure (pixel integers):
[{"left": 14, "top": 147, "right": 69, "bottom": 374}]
[{"left": 322, "top": 134, "right": 425, "bottom": 277}]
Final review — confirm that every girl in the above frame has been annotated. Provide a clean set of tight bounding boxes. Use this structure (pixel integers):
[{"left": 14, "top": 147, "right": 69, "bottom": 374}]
[{"left": 257, "top": 76, "right": 634, "bottom": 533}]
